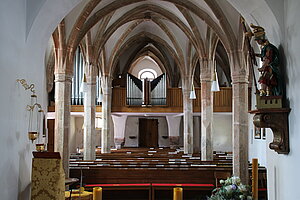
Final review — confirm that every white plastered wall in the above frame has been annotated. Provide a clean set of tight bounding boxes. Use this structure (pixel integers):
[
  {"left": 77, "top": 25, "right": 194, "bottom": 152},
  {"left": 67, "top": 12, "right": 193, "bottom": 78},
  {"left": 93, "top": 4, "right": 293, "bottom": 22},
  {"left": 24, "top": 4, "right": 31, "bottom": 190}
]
[
  {"left": 0, "top": 0, "right": 81, "bottom": 199},
  {"left": 212, "top": 114, "right": 232, "bottom": 152},
  {"left": 129, "top": 57, "right": 163, "bottom": 78},
  {"left": 228, "top": 0, "right": 300, "bottom": 199}
]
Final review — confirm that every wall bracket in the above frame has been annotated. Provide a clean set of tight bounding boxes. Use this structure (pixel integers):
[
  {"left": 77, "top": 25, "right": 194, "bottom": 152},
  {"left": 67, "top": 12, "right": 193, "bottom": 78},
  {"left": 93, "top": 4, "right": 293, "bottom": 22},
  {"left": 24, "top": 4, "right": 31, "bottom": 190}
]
[{"left": 250, "top": 108, "right": 290, "bottom": 154}]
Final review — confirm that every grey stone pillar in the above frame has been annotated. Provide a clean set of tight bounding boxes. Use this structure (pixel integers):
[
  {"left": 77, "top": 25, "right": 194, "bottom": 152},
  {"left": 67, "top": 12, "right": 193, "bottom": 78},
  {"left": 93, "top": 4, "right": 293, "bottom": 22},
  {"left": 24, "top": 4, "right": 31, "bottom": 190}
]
[
  {"left": 83, "top": 73, "right": 96, "bottom": 160},
  {"left": 54, "top": 72, "right": 72, "bottom": 178},
  {"left": 200, "top": 81, "right": 213, "bottom": 160},
  {"left": 200, "top": 59, "right": 214, "bottom": 161},
  {"left": 193, "top": 116, "right": 201, "bottom": 153},
  {"left": 182, "top": 78, "right": 193, "bottom": 154},
  {"left": 232, "top": 73, "right": 249, "bottom": 184},
  {"left": 101, "top": 75, "right": 112, "bottom": 153}
]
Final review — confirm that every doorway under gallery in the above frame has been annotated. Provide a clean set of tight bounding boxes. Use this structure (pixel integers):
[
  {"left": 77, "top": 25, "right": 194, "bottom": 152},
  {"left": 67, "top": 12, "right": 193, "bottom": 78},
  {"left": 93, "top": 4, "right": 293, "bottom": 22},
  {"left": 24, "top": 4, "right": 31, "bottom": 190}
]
[{"left": 139, "top": 118, "right": 159, "bottom": 148}]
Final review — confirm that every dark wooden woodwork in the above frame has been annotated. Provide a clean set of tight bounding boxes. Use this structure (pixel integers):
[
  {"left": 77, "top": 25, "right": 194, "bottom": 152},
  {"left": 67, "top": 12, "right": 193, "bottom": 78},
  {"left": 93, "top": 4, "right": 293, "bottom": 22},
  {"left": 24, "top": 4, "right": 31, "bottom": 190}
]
[
  {"left": 142, "top": 79, "right": 150, "bottom": 106},
  {"left": 33, "top": 151, "right": 60, "bottom": 159},
  {"left": 69, "top": 148, "right": 267, "bottom": 200},
  {"left": 250, "top": 108, "right": 291, "bottom": 154},
  {"left": 48, "top": 87, "right": 234, "bottom": 113},
  {"left": 47, "top": 119, "right": 55, "bottom": 152},
  {"left": 70, "top": 167, "right": 228, "bottom": 185},
  {"left": 248, "top": 87, "right": 252, "bottom": 111},
  {"left": 139, "top": 119, "right": 158, "bottom": 148}
]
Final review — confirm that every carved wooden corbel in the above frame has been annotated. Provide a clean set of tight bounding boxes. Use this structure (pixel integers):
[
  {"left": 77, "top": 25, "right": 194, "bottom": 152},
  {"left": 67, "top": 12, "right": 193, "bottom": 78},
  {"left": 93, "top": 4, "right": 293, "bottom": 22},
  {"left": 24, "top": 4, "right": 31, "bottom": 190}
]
[{"left": 250, "top": 108, "right": 290, "bottom": 154}]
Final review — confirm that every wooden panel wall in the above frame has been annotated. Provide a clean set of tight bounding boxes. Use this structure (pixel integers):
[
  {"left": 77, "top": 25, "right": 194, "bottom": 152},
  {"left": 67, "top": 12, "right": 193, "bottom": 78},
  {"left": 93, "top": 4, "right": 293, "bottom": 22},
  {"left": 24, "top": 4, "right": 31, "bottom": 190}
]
[
  {"left": 48, "top": 87, "right": 236, "bottom": 113},
  {"left": 213, "top": 88, "right": 232, "bottom": 112},
  {"left": 167, "top": 88, "right": 183, "bottom": 108}
]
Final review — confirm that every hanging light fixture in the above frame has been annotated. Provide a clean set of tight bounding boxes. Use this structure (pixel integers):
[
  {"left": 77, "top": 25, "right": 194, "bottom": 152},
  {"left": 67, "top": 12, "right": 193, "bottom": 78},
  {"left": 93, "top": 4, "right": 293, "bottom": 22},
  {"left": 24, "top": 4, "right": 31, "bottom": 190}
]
[
  {"left": 16, "top": 79, "right": 44, "bottom": 144},
  {"left": 28, "top": 94, "right": 38, "bottom": 142},
  {"left": 96, "top": 75, "right": 103, "bottom": 103},
  {"left": 189, "top": 82, "right": 196, "bottom": 99},
  {"left": 97, "top": 86, "right": 103, "bottom": 103},
  {"left": 35, "top": 109, "right": 45, "bottom": 151},
  {"left": 79, "top": 73, "right": 87, "bottom": 93},
  {"left": 211, "top": 60, "right": 220, "bottom": 92},
  {"left": 27, "top": 94, "right": 44, "bottom": 143}
]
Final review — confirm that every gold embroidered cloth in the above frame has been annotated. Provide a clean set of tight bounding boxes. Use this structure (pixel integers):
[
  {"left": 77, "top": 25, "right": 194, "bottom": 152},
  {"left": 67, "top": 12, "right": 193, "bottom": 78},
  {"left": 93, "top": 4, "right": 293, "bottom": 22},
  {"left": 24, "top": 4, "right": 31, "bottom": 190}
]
[{"left": 31, "top": 158, "right": 65, "bottom": 200}]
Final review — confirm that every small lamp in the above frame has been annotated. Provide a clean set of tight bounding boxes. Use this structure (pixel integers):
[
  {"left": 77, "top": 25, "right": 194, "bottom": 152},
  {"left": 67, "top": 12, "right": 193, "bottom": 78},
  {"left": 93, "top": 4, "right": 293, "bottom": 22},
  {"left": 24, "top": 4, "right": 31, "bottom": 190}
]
[
  {"left": 35, "top": 109, "right": 46, "bottom": 151},
  {"left": 211, "top": 61, "right": 220, "bottom": 92},
  {"left": 97, "top": 76, "right": 102, "bottom": 103},
  {"left": 189, "top": 83, "right": 196, "bottom": 99},
  {"left": 97, "top": 87, "right": 103, "bottom": 103},
  {"left": 79, "top": 74, "right": 87, "bottom": 93}
]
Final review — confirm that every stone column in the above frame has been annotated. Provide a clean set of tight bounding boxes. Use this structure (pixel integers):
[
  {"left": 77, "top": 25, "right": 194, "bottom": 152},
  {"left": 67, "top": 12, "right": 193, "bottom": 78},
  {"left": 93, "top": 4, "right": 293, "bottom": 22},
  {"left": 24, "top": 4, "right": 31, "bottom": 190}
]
[
  {"left": 182, "top": 78, "right": 193, "bottom": 154},
  {"left": 54, "top": 72, "right": 72, "bottom": 178},
  {"left": 101, "top": 75, "right": 112, "bottom": 153},
  {"left": 200, "top": 59, "right": 214, "bottom": 161},
  {"left": 112, "top": 115, "right": 127, "bottom": 149},
  {"left": 83, "top": 73, "right": 96, "bottom": 160},
  {"left": 193, "top": 116, "right": 201, "bottom": 153},
  {"left": 232, "top": 73, "right": 249, "bottom": 184},
  {"left": 166, "top": 115, "right": 181, "bottom": 149},
  {"left": 200, "top": 60, "right": 214, "bottom": 160},
  {"left": 200, "top": 80, "right": 213, "bottom": 160}
]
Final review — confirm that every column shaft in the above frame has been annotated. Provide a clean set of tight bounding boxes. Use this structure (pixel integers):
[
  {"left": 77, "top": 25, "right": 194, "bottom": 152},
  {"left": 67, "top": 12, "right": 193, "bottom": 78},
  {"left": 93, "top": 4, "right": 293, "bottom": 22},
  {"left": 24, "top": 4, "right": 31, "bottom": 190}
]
[
  {"left": 232, "top": 79, "right": 249, "bottom": 184},
  {"left": 182, "top": 83, "right": 193, "bottom": 154},
  {"left": 83, "top": 75, "right": 96, "bottom": 160},
  {"left": 101, "top": 75, "right": 112, "bottom": 153},
  {"left": 54, "top": 73, "right": 72, "bottom": 178},
  {"left": 201, "top": 80, "right": 213, "bottom": 161},
  {"left": 193, "top": 116, "right": 200, "bottom": 153}
]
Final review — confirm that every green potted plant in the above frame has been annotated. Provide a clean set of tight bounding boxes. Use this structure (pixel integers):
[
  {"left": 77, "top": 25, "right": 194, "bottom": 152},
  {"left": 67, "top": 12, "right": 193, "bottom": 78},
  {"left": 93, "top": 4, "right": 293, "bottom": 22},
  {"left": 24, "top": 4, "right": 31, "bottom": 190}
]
[{"left": 208, "top": 176, "right": 252, "bottom": 200}]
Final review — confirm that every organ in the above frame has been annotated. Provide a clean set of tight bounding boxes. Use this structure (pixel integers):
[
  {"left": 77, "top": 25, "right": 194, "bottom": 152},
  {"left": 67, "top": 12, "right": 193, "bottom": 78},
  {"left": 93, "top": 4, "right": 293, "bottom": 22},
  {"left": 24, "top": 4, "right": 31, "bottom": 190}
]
[{"left": 126, "top": 73, "right": 166, "bottom": 106}]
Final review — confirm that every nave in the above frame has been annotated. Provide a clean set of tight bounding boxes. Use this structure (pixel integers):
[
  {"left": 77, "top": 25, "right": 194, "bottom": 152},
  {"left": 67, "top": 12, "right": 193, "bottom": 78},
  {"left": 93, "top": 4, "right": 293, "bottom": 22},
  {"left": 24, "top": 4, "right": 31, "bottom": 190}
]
[{"left": 3, "top": 0, "right": 300, "bottom": 199}]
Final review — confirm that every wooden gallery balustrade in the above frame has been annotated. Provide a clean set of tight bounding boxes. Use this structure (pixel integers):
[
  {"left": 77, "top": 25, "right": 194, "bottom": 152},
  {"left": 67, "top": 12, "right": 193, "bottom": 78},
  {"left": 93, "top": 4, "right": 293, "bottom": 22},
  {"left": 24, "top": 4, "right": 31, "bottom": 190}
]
[{"left": 48, "top": 87, "right": 243, "bottom": 113}]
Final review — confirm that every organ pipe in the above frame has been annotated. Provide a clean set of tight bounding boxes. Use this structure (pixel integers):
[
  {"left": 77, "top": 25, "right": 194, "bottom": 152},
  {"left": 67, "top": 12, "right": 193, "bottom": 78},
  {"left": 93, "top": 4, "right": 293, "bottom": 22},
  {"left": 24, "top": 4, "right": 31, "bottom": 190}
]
[{"left": 126, "top": 73, "right": 166, "bottom": 106}]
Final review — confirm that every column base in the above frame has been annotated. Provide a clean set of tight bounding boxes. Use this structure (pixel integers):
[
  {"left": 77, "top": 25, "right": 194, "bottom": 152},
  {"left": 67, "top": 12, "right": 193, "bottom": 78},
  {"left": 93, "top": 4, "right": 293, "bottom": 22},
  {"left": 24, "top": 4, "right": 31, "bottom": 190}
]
[
  {"left": 169, "top": 136, "right": 180, "bottom": 149},
  {"left": 114, "top": 138, "right": 125, "bottom": 149}
]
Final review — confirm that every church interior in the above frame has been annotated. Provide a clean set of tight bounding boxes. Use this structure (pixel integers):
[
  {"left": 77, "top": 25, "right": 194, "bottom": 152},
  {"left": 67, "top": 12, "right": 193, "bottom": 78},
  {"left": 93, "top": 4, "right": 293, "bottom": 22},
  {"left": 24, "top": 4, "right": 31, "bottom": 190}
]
[{"left": 1, "top": 0, "right": 300, "bottom": 200}]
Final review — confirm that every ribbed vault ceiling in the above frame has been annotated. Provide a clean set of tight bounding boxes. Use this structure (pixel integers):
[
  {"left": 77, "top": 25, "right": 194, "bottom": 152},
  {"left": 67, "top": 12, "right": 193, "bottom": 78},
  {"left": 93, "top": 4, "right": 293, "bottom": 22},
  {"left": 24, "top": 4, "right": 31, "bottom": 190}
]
[{"left": 50, "top": 0, "right": 242, "bottom": 86}]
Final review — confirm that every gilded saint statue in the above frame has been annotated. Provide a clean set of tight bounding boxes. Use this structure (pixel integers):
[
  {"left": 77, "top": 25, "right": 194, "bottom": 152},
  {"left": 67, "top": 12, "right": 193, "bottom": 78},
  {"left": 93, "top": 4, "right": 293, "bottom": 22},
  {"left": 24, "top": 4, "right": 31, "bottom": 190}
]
[{"left": 249, "top": 24, "right": 283, "bottom": 96}]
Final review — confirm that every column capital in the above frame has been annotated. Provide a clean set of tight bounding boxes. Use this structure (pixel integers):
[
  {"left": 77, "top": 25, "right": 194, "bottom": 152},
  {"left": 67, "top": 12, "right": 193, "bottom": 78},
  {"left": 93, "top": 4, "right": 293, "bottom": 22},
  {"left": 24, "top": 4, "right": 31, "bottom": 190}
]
[
  {"left": 101, "top": 74, "right": 112, "bottom": 95},
  {"left": 54, "top": 63, "right": 73, "bottom": 75},
  {"left": 231, "top": 73, "right": 249, "bottom": 84},
  {"left": 181, "top": 75, "right": 193, "bottom": 91},
  {"left": 200, "top": 58, "right": 213, "bottom": 82},
  {"left": 101, "top": 74, "right": 113, "bottom": 79},
  {"left": 228, "top": 49, "right": 245, "bottom": 59},
  {"left": 54, "top": 72, "right": 73, "bottom": 83},
  {"left": 181, "top": 74, "right": 193, "bottom": 81},
  {"left": 200, "top": 74, "right": 212, "bottom": 82},
  {"left": 85, "top": 63, "right": 98, "bottom": 77},
  {"left": 229, "top": 48, "right": 249, "bottom": 84},
  {"left": 86, "top": 75, "right": 97, "bottom": 85}
]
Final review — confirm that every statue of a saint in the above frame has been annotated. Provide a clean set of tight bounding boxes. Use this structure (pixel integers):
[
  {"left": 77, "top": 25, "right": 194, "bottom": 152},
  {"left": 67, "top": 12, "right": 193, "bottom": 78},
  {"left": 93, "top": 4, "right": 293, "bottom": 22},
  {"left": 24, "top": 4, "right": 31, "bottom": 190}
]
[{"left": 249, "top": 24, "right": 282, "bottom": 96}]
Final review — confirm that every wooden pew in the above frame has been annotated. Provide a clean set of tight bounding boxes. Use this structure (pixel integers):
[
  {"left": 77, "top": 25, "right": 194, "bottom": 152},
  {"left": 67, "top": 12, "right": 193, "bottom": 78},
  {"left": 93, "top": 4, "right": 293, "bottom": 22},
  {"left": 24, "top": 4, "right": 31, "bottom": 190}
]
[{"left": 69, "top": 148, "right": 266, "bottom": 200}]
